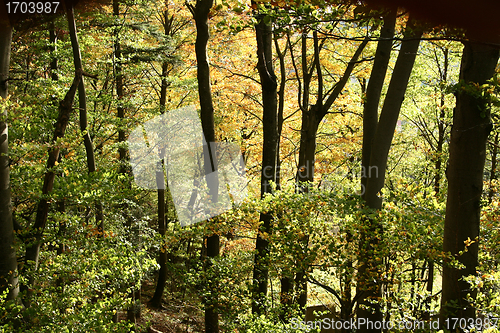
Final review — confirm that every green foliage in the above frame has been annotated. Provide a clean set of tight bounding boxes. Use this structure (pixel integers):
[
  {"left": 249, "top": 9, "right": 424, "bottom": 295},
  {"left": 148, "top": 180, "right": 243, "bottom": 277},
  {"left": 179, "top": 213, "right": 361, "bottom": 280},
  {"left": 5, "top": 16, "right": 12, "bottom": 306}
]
[
  {"left": 228, "top": 313, "right": 318, "bottom": 332},
  {"left": 4, "top": 0, "right": 500, "bottom": 331},
  {"left": 446, "top": 74, "right": 500, "bottom": 117},
  {"left": 195, "top": 180, "right": 448, "bottom": 328},
  {"left": 2, "top": 220, "right": 158, "bottom": 332},
  {"left": 464, "top": 199, "right": 500, "bottom": 319}
]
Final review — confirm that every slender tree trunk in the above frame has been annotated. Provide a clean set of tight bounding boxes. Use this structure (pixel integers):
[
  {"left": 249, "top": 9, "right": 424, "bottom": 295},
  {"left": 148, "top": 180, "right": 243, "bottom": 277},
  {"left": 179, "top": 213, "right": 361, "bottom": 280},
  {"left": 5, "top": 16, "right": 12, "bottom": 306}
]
[
  {"left": 424, "top": 45, "right": 449, "bottom": 317},
  {"left": 277, "top": 28, "right": 291, "bottom": 324},
  {"left": 150, "top": 14, "right": 172, "bottom": 304},
  {"left": 433, "top": 47, "right": 448, "bottom": 195},
  {"left": 362, "top": 17, "right": 421, "bottom": 210},
  {"left": 251, "top": 3, "right": 279, "bottom": 316},
  {"left": 150, "top": 5, "right": 181, "bottom": 307},
  {"left": 357, "top": 16, "right": 422, "bottom": 332},
  {"left": 440, "top": 40, "right": 499, "bottom": 324},
  {"left": 0, "top": 11, "right": 19, "bottom": 302},
  {"left": 274, "top": 34, "right": 285, "bottom": 189},
  {"left": 277, "top": 32, "right": 289, "bottom": 312},
  {"left": 65, "top": 0, "right": 104, "bottom": 232},
  {"left": 488, "top": 132, "right": 499, "bottom": 203},
  {"left": 187, "top": 0, "right": 219, "bottom": 330}
]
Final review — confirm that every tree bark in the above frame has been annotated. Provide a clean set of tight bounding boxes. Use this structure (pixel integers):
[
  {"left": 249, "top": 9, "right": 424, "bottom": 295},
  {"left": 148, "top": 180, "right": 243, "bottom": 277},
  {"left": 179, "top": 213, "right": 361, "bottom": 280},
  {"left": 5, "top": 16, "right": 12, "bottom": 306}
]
[
  {"left": 433, "top": 46, "right": 448, "bottom": 195},
  {"left": 363, "top": 17, "right": 422, "bottom": 210},
  {"left": 251, "top": 3, "right": 279, "bottom": 316},
  {"left": 426, "top": 45, "right": 450, "bottom": 316},
  {"left": 357, "top": 16, "right": 422, "bottom": 332},
  {"left": 49, "top": 24, "right": 59, "bottom": 82},
  {"left": 0, "top": 9, "right": 19, "bottom": 302},
  {"left": 440, "top": 41, "right": 499, "bottom": 324}
]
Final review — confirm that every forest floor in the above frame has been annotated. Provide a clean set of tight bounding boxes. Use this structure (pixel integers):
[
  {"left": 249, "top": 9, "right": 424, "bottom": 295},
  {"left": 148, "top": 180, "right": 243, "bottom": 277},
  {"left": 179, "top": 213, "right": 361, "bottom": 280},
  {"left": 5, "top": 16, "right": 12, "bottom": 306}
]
[{"left": 122, "top": 280, "right": 205, "bottom": 333}]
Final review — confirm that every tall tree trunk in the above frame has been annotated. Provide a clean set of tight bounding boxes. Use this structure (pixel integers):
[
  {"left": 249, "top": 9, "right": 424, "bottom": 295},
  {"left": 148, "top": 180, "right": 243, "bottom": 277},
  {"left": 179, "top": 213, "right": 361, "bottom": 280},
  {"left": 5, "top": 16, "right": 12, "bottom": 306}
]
[
  {"left": 356, "top": 12, "right": 397, "bottom": 328},
  {"left": 251, "top": 3, "right": 279, "bottom": 316},
  {"left": 65, "top": 0, "right": 104, "bottom": 232},
  {"left": 440, "top": 40, "right": 499, "bottom": 324},
  {"left": 424, "top": 44, "right": 449, "bottom": 317},
  {"left": 187, "top": 0, "right": 219, "bottom": 331},
  {"left": 274, "top": 33, "right": 293, "bottom": 319},
  {"left": 50, "top": 24, "right": 59, "bottom": 82},
  {"left": 150, "top": 8, "right": 173, "bottom": 305},
  {"left": 0, "top": 10, "right": 19, "bottom": 302},
  {"left": 149, "top": 4, "right": 183, "bottom": 307},
  {"left": 357, "top": 16, "right": 422, "bottom": 332},
  {"left": 274, "top": 34, "right": 285, "bottom": 190}
]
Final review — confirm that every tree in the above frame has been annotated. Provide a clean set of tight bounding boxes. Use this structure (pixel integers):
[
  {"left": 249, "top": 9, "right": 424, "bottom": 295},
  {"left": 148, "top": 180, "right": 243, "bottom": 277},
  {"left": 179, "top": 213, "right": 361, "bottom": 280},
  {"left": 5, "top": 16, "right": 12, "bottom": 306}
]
[
  {"left": 64, "top": 0, "right": 104, "bottom": 233},
  {"left": 148, "top": 5, "right": 172, "bottom": 310},
  {"left": 403, "top": 41, "right": 458, "bottom": 315},
  {"left": 289, "top": 21, "right": 368, "bottom": 313},
  {"left": 23, "top": 0, "right": 103, "bottom": 305},
  {"left": 111, "top": 0, "right": 144, "bottom": 323},
  {"left": 250, "top": 2, "right": 280, "bottom": 316},
  {"left": 357, "top": 14, "right": 422, "bottom": 330},
  {"left": 440, "top": 40, "right": 499, "bottom": 323},
  {"left": 23, "top": 70, "right": 82, "bottom": 306},
  {"left": 150, "top": 1, "right": 189, "bottom": 308},
  {"left": 360, "top": 10, "right": 396, "bottom": 197},
  {"left": 0, "top": 3, "right": 19, "bottom": 303},
  {"left": 186, "top": 0, "right": 220, "bottom": 330}
]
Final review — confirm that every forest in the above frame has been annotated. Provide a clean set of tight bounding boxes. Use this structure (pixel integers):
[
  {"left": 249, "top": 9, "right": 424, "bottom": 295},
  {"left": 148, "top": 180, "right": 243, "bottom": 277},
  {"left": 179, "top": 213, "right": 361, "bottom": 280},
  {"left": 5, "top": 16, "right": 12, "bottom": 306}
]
[{"left": 1, "top": 0, "right": 500, "bottom": 332}]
